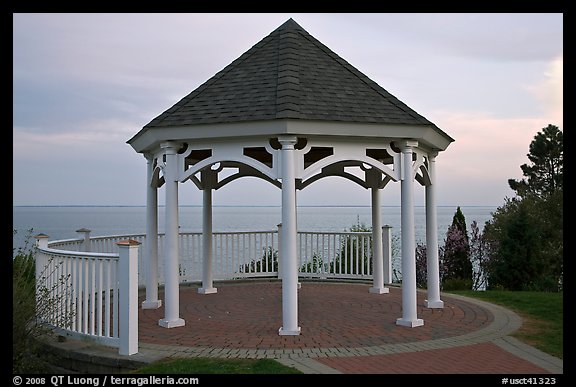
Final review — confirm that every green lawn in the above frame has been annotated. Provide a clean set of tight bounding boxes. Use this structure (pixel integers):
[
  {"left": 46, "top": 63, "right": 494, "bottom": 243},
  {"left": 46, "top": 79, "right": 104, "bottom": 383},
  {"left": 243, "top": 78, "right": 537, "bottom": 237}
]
[
  {"left": 133, "top": 357, "right": 303, "bottom": 374},
  {"left": 447, "top": 290, "right": 563, "bottom": 359}
]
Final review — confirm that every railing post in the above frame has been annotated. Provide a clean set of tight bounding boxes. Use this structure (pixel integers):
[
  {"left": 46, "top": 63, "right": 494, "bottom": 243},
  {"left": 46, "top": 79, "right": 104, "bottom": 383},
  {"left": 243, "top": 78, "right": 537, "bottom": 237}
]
[
  {"left": 199, "top": 175, "right": 217, "bottom": 294},
  {"left": 370, "top": 186, "right": 389, "bottom": 294},
  {"left": 117, "top": 239, "right": 140, "bottom": 356},
  {"left": 277, "top": 223, "right": 282, "bottom": 279},
  {"left": 35, "top": 233, "right": 49, "bottom": 250},
  {"left": 76, "top": 228, "right": 91, "bottom": 252},
  {"left": 382, "top": 225, "right": 392, "bottom": 285},
  {"left": 34, "top": 234, "right": 50, "bottom": 300}
]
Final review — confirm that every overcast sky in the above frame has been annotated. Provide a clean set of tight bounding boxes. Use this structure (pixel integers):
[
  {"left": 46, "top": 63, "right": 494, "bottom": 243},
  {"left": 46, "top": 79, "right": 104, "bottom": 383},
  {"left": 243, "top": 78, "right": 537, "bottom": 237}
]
[{"left": 12, "top": 13, "right": 563, "bottom": 207}]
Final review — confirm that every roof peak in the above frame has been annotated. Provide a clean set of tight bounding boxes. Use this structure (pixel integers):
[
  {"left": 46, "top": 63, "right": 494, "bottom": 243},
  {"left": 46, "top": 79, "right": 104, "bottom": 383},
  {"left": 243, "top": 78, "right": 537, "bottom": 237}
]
[{"left": 277, "top": 18, "right": 305, "bottom": 31}]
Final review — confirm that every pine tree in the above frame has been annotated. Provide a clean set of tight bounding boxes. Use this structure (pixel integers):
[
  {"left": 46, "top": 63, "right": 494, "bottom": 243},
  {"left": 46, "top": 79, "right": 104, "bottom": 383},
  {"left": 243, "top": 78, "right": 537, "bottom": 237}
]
[{"left": 508, "top": 124, "right": 563, "bottom": 198}]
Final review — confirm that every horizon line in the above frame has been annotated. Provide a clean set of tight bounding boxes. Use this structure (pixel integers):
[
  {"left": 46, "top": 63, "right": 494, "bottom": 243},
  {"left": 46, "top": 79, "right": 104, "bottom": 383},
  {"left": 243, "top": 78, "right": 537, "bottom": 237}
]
[{"left": 13, "top": 204, "right": 500, "bottom": 208}]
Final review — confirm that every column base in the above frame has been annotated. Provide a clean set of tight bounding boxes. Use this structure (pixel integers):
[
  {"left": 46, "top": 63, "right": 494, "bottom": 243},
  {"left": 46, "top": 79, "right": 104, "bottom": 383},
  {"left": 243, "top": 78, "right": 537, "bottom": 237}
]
[
  {"left": 396, "top": 318, "right": 424, "bottom": 328},
  {"left": 425, "top": 299, "right": 444, "bottom": 309},
  {"left": 369, "top": 287, "right": 390, "bottom": 294},
  {"left": 141, "top": 299, "right": 162, "bottom": 309},
  {"left": 158, "top": 318, "right": 185, "bottom": 328},
  {"left": 198, "top": 287, "right": 218, "bottom": 294},
  {"left": 279, "top": 326, "right": 301, "bottom": 336}
]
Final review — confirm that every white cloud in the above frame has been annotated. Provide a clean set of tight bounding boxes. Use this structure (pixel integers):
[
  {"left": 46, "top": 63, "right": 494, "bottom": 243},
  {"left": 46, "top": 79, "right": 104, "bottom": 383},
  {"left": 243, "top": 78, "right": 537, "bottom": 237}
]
[
  {"left": 13, "top": 118, "right": 140, "bottom": 161},
  {"left": 425, "top": 110, "right": 560, "bottom": 205},
  {"left": 524, "top": 55, "right": 563, "bottom": 128}
]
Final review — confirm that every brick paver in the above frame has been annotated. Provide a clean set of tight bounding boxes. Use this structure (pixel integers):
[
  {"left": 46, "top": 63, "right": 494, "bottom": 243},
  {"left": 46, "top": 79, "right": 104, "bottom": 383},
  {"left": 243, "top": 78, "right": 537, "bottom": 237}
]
[
  {"left": 139, "top": 282, "right": 493, "bottom": 349},
  {"left": 315, "top": 342, "right": 550, "bottom": 374}
]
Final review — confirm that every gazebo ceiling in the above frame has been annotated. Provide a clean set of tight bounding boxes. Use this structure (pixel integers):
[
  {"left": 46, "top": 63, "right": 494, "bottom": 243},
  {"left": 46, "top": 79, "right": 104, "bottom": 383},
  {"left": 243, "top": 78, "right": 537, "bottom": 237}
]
[{"left": 128, "top": 18, "right": 454, "bottom": 154}]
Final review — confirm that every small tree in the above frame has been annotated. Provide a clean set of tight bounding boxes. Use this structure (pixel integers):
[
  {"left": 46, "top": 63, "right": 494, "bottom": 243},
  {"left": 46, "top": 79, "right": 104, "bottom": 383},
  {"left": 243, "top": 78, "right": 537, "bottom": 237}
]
[
  {"left": 391, "top": 233, "right": 402, "bottom": 283},
  {"left": 469, "top": 221, "right": 491, "bottom": 291},
  {"left": 442, "top": 207, "right": 472, "bottom": 288},
  {"left": 415, "top": 243, "right": 428, "bottom": 288}
]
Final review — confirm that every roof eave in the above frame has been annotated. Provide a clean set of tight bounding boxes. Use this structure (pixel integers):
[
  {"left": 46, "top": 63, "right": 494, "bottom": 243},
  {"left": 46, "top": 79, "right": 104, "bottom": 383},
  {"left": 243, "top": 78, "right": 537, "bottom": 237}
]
[{"left": 127, "top": 119, "right": 453, "bottom": 154}]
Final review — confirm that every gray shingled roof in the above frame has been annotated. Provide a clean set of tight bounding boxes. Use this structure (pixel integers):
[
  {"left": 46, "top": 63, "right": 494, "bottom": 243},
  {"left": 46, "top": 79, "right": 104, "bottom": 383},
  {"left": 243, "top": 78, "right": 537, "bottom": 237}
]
[{"left": 144, "top": 18, "right": 442, "bottom": 130}]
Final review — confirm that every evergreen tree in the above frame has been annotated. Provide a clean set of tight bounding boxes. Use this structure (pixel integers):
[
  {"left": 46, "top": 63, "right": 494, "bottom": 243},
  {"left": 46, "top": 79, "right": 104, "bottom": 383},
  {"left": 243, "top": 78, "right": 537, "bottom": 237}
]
[
  {"left": 442, "top": 207, "right": 472, "bottom": 285},
  {"left": 484, "top": 200, "right": 538, "bottom": 290},
  {"left": 508, "top": 124, "right": 563, "bottom": 198}
]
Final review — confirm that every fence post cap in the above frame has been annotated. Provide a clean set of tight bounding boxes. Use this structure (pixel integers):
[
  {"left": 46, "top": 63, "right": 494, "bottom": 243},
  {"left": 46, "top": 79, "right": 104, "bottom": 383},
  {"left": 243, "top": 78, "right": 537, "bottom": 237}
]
[{"left": 116, "top": 239, "right": 141, "bottom": 246}]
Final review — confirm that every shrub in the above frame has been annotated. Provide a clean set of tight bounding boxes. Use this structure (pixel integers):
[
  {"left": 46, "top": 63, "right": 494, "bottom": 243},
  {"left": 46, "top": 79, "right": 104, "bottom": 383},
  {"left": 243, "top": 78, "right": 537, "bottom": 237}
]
[
  {"left": 442, "top": 278, "right": 473, "bottom": 291},
  {"left": 239, "top": 247, "right": 278, "bottom": 274},
  {"left": 13, "top": 229, "right": 75, "bottom": 373},
  {"left": 13, "top": 229, "right": 48, "bottom": 373},
  {"left": 300, "top": 253, "right": 324, "bottom": 275},
  {"left": 328, "top": 221, "right": 372, "bottom": 275}
]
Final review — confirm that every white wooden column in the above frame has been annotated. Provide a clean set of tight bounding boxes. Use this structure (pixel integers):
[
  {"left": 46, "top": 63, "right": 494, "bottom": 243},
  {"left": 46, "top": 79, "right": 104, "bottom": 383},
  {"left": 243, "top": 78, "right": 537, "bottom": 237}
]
[
  {"left": 278, "top": 136, "right": 300, "bottom": 336},
  {"left": 158, "top": 142, "right": 185, "bottom": 328},
  {"left": 142, "top": 155, "right": 162, "bottom": 309},
  {"left": 425, "top": 153, "right": 444, "bottom": 308},
  {"left": 370, "top": 185, "right": 389, "bottom": 294},
  {"left": 396, "top": 140, "right": 424, "bottom": 327},
  {"left": 199, "top": 170, "right": 217, "bottom": 294}
]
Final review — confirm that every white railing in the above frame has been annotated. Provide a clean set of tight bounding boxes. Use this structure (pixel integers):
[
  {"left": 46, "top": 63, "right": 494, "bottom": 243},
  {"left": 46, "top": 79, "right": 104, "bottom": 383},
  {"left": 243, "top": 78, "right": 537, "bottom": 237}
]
[
  {"left": 49, "top": 231, "right": 280, "bottom": 285},
  {"left": 35, "top": 246, "right": 120, "bottom": 346},
  {"left": 35, "top": 228, "right": 387, "bottom": 355},
  {"left": 49, "top": 229, "right": 376, "bottom": 283},
  {"left": 298, "top": 231, "right": 373, "bottom": 279},
  {"left": 210, "top": 231, "right": 279, "bottom": 279},
  {"left": 35, "top": 236, "right": 139, "bottom": 355},
  {"left": 47, "top": 238, "right": 84, "bottom": 250}
]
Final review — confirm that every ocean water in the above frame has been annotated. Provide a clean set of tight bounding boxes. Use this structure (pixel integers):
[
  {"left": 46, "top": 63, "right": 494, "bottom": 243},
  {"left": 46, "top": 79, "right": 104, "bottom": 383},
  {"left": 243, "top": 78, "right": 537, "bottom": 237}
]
[{"left": 12, "top": 205, "right": 497, "bottom": 252}]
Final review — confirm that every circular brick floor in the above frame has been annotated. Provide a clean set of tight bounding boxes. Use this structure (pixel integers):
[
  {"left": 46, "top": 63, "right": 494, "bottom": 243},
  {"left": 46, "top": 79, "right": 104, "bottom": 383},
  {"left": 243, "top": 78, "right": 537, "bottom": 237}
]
[{"left": 139, "top": 281, "right": 494, "bottom": 349}]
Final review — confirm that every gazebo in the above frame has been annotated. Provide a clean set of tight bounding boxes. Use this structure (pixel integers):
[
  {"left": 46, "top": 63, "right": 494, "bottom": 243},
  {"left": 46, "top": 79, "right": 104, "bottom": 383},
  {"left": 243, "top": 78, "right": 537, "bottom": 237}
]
[{"left": 127, "top": 18, "right": 454, "bottom": 335}]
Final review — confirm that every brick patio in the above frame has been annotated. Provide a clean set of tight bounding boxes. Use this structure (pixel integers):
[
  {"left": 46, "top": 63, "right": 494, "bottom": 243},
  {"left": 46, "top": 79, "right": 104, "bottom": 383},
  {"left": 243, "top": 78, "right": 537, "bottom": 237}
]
[{"left": 134, "top": 281, "right": 561, "bottom": 374}]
